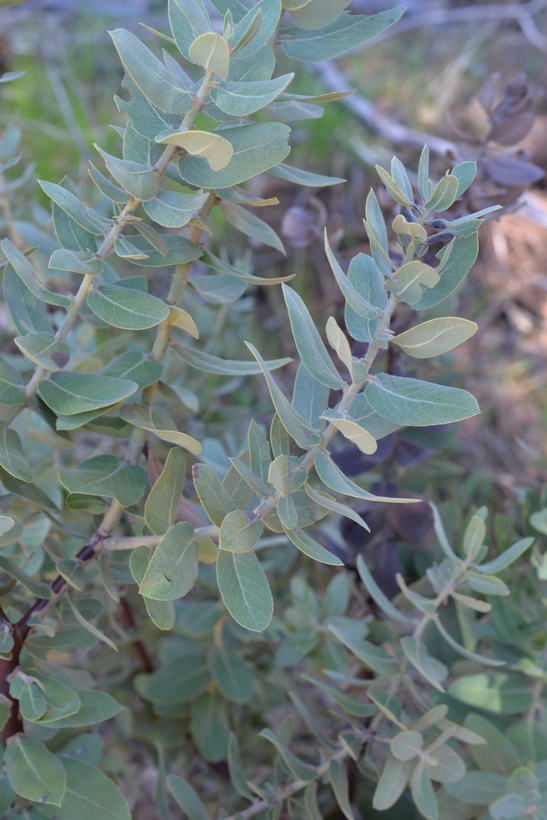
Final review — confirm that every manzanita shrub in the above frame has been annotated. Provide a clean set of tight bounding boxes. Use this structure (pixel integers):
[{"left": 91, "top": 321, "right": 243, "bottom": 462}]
[{"left": 0, "top": 2, "right": 543, "bottom": 819}]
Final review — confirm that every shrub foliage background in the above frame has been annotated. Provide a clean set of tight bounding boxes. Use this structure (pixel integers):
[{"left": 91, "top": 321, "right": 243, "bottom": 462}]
[{"left": 0, "top": 1, "right": 544, "bottom": 819}]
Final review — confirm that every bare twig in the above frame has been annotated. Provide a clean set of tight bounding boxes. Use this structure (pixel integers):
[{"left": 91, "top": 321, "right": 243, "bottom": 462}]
[
  {"left": 356, "top": 0, "right": 547, "bottom": 51},
  {"left": 314, "top": 62, "right": 457, "bottom": 158}
]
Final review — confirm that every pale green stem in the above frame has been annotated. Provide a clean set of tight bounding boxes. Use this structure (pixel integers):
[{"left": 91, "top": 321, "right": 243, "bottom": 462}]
[
  {"left": 95, "top": 72, "right": 216, "bottom": 533},
  {"left": 102, "top": 525, "right": 219, "bottom": 551},
  {"left": 251, "top": 294, "right": 400, "bottom": 524},
  {"left": 17, "top": 70, "right": 215, "bottom": 413}
]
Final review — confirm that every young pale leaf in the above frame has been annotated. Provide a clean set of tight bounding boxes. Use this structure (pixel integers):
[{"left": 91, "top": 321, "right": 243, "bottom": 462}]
[
  {"left": 220, "top": 201, "right": 285, "bottom": 253},
  {"left": 38, "top": 372, "right": 138, "bottom": 415},
  {"left": 283, "top": 525, "right": 344, "bottom": 566},
  {"left": 178, "top": 122, "right": 290, "bottom": 188},
  {"left": 281, "top": 7, "right": 405, "bottom": 61},
  {"left": 365, "top": 374, "right": 480, "bottom": 426},
  {"left": 384, "top": 261, "right": 439, "bottom": 305},
  {"left": 143, "top": 191, "right": 208, "bottom": 228},
  {"left": 314, "top": 452, "right": 417, "bottom": 503},
  {"left": 216, "top": 550, "right": 273, "bottom": 632},
  {"left": 418, "top": 144, "right": 430, "bottom": 201},
  {"left": 391, "top": 730, "right": 423, "bottom": 761},
  {"left": 259, "top": 729, "right": 317, "bottom": 782},
  {"left": 211, "top": 74, "right": 293, "bottom": 117},
  {"left": 246, "top": 342, "right": 321, "bottom": 448},
  {"left": 391, "top": 156, "right": 414, "bottom": 203},
  {"left": 193, "top": 463, "right": 235, "bottom": 525},
  {"left": 110, "top": 28, "right": 191, "bottom": 115},
  {"left": 59, "top": 455, "right": 147, "bottom": 507},
  {"left": 219, "top": 510, "right": 263, "bottom": 553},
  {"left": 167, "top": 776, "right": 210, "bottom": 820},
  {"left": 392, "top": 214, "right": 427, "bottom": 241},
  {"left": 168, "top": 306, "right": 199, "bottom": 338},
  {"left": 188, "top": 32, "right": 229, "bottom": 79},
  {"left": 305, "top": 484, "right": 370, "bottom": 532},
  {"left": 462, "top": 515, "right": 486, "bottom": 560},
  {"left": 145, "top": 447, "right": 185, "bottom": 535},
  {"left": 5, "top": 737, "right": 66, "bottom": 806},
  {"left": 157, "top": 130, "right": 233, "bottom": 171},
  {"left": 375, "top": 164, "right": 411, "bottom": 206},
  {"left": 140, "top": 522, "right": 198, "bottom": 600},
  {"left": 425, "top": 174, "right": 459, "bottom": 213},
  {"left": 324, "top": 416, "right": 377, "bottom": 455},
  {"left": 356, "top": 554, "right": 412, "bottom": 623},
  {"left": 268, "top": 455, "right": 308, "bottom": 495},
  {"left": 373, "top": 754, "right": 414, "bottom": 811},
  {"left": 119, "top": 405, "right": 202, "bottom": 455},
  {"left": 268, "top": 161, "right": 344, "bottom": 187},
  {"left": 227, "top": 732, "right": 253, "bottom": 800},
  {"left": 209, "top": 646, "right": 254, "bottom": 703},
  {"left": 391, "top": 317, "right": 477, "bottom": 358}
]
